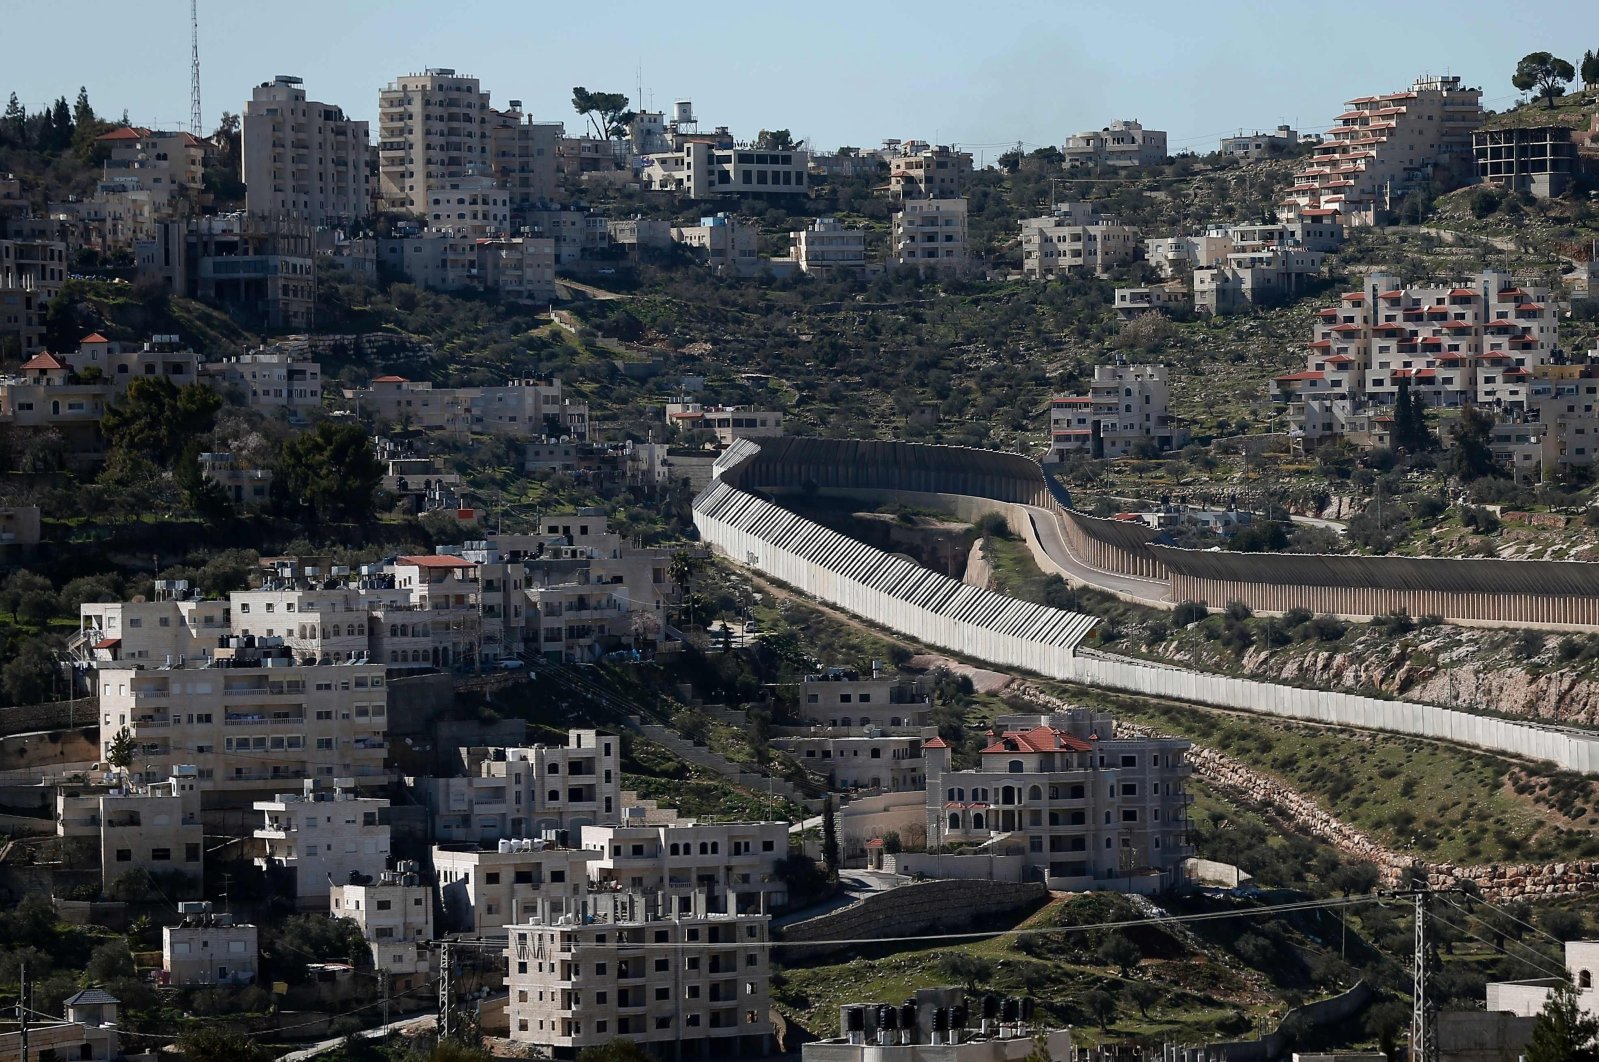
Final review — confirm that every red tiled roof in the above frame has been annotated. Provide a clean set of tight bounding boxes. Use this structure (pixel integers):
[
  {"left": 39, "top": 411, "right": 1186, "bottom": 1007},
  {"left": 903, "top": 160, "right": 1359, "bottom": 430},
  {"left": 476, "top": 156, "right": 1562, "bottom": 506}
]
[
  {"left": 397, "top": 555, "right": 479, "bottom": 569},
  {"left": 1379, "top": 289, "right": 1405, "bottom": 299},
  {"left": 94, "top": 638, "right": 121, "bottom": 650},
  {"left": 1276, "top": 371, "right": 1326, "bottom": 382},
  {"left": 980, "top": 725, "right": 1094, "bottom": 755},
  {"left": 865, "top": 838, "right": 885, "bottom": 848},
  {"left": 80, "top": 332, "right": 109, "bottom": 344},
  {"left": 97, "top": 126, "right": 151, "bottom": 141},
  {"left": 371, "top": 374, "right": 408, "bottom": 383},
  {"left": 21, "top": 352, "right": 66, "bottom": 370},
  {"left": 922, "top": 737, "right": 949, "bottom": 749},
  {"left": 1316, "top": 308, "right": 1339, "bottom": 317},
  {"left": 1325, "top": 354, "right": 1355, "bottom": 364},
  {"left": 1340, "top": 292, "right": 1364, "bottom": 302},
  {"left": 1308, "top": 340, "right": 1333, "bottom": 349},
  {"left": 1447, "top": 288, "right": 1479, "bottom": 298}
]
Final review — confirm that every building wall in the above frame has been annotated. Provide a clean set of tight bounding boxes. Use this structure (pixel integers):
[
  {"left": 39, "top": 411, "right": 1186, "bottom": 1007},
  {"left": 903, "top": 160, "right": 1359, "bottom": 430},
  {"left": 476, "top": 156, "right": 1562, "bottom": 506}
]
[
  {"left": 242, "top": 76, "right": 370, "bottom": 225},
  {"left": 378, "top": 69, "right": 491, "bottom": 214}
]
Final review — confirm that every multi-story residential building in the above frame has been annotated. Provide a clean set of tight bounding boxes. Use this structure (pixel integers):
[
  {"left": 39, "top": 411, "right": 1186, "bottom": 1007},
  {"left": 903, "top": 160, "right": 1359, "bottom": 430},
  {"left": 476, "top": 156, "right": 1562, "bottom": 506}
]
[
  {"left": 422, "top": 732, "right": 622, "bottom": 844},
  {"left": 1219, "top": 125, "right": 1299, "bottom": 159},
  {"left": 888, "top": 145, "right": 972, "bottom": 199},
  {"left": 1020, "top": 203, "right": 1138, "bottom": 278},
  {"left": 378, "top": 69, "right": 493, "bottom": 215},
  {"left": 789, "top": 217, "right": 868, "bottom": 275},
  {"left": 489, "top": 102, "right": 560, "bottom": 211},
  {"left": 503, "top": 889, "right": 772, "bottom": 1057},
  {"left": 74, "top": 583, "right": 230, "bottom": 666},
  {"left": 0, "top": 219, "right": 68, "bottom": 356},
  {"left": 796, "top": 667, "right": 931, "bottom": 728},
  {"left": 607, "top": 216, "right": 674, "bottom": 250},
  {"left": 56, "top": 768, "right": 205, "bottom": 894},
  {"left": 96, "top": 645, "right": 387, "bottom": 792},
  {"left": 927, "top": 710, "right": 1193, "bottom": 892},
  {"left": 773, "top": 668, "right": 934, "bottom": 793},
  {"left": 1047, "top": 364, "right": 1182, "bottom": 460},
  {"left": 890, "top": 197, "right": 969, "bottom": 273},
  {"left": 0, "top": 990, "right": 122, "bottom": 1062},
  {"left": 1486, "top": 940, "right": 1598, "bottom": 1018},
  {"left": 138, "top": 214, "right": 315, "bottom": 329},
  {"left": 377, "top": 230, "right": 556, "bottom": 302},
  {"left": 329, "top": 862, "right": 433, "bottom": 990},
  {"left": 664, "top": 401, "right": 784, "bottom": 444},
  {"left": 162, "top": 903, "right": 259, "bottom": 986},
  {"left": 525, "top": 205, "right": 611, "bottom": 264},
  {"left": 1275, "top": 270, "right": 1562, "bottom": 445},
  {"left": 1145, "top": 231, "right": 1235, "bottom": 279},
  {"left": 580, "top": 819, "right": 790, "bottom": 911},
  {"left": 1113, "top": 284, "right": 1189, "bottom": 319},
  {"left": 1282, "top": 74, "right": 1483, "bottom": 226},
  {"left": 198, "top": 453, "right": 274, "bottom": 509},
  {"left": 433, "top": 839, "right": 595, "bottom": 932},
  {"left": 1063, "top": 120, "right": 1167, "bottom": 169},
  {"left": 1193, "top": 245, "right": 1328, "bottom": 314},
  {"left": 255, "top": 779, "right": 391, "bottom": 908},
  {"left": 1473, "top": 125, "right": 1581, "bottom": 198},
  {"left": 805, "top": 987, "right": 1072, "bottom": 1062},
  {"left": 1530, "top": 371, "right": 1599, "bottom": 478},
  {"left": 641, "top": 142, "right": 810, "bottom": 198},
  {"left": 203, "top": 349, "right": 324, "bottom": 416},
  {"left": 94, "top": 127, "right": 205, "bottom": 209},
  {"left": 350, "top": 375, "right": 586, "bottom": 440},
  {"left": 242, "top": 75, "right": 370, "bottom": 225},
  {"left": 672, "top": 214, "right": 760, "bottom": 276}
]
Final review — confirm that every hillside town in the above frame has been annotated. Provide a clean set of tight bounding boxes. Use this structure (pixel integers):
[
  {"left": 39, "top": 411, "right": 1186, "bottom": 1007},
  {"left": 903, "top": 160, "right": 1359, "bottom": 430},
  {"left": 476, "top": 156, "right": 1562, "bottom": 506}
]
[{"left": 3, "top": 11, "right": 1599, "bottom": 1062}]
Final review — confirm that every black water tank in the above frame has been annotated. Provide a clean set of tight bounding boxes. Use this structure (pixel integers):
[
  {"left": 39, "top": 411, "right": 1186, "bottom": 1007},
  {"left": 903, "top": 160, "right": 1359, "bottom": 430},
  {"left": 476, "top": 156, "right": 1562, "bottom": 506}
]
[
  {"left": 844, "top": 1006, "right": 865, "bottom": 1032},
  {"left": 982, "top": 994, "right": 999, "bottom": 1020},
  {"left": 1001, "top": 998, "right": 1020, "bottom": 1023}
]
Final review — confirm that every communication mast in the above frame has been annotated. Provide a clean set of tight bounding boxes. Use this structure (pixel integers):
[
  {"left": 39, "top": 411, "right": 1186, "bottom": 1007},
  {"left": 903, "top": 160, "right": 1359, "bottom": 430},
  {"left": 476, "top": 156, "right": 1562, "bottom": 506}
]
[{"left": 189, "top": 0, "right": 203, "bottom": 137}]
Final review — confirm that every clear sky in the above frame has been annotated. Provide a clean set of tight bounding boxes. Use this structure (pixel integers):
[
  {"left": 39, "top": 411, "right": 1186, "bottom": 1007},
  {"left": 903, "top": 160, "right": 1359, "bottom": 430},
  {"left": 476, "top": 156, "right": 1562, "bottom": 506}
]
[{"left": 4, "top": 0, "right": 1597, "bottom": 159}]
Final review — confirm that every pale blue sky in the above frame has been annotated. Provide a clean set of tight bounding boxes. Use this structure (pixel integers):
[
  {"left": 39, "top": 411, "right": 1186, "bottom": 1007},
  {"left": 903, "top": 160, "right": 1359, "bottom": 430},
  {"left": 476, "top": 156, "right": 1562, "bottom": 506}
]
[{"left": 4, "top": 0, "right": 1596, "bottom": 159}]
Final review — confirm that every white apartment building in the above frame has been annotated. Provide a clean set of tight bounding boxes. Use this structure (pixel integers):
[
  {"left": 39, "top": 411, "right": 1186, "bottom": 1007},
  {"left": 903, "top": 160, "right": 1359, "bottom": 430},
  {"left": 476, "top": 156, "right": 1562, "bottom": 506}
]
[
  {"left": 889, "top": 145, "right": 972, "bottom": 199},
  {"left": 927, "top": 711, "right": 1193, "bottom": 893},
  {"left": 1114, "top": 285, "right": 1189, "bottom": 319},
  {"left": 1194, "top": 246, "right": 1328, "bottom": 315},
  {"left": 1486, "top": 940, "right": 1598, "bottom": 1018},
  {"left": 330, "top": 863, "right": 434, "bottom": 989},
  {"left": 423, "top": 731, "right": 623, "bottom": 844},
  {"left": 772, "top": 668, "right": 933, "bottom": 794},
  {"left": 378, "top": 69, "right": 492, "bottom": 215},
  {"left": 665, "top": 401, "right": 784, "bottom": 444},
  {"left": 0, "top": 222, "right": 68, "bottom": 355},
  {"left": 790, "top": 218, "right": 867, "bottom": 275},
  {"left": 488, "top": 103, "right": 559, "bottom": 210},
  {"left": 242, "top": 75, "right": 370, "bottom": 225},
  {"left": 204, "top": 350, "right": 323, "bottom": 415},
  {"left": 94, "top": 127, "right": 205, "bottom": 209},
  {"left": 255, "top": 779, "right": 391, "bottom": 908},
  {"left": 1219, "top": 125, "right": 1299, "bottom": 159},
  {"left": 351, "top": 375, "right": 585, "bottom": 440},
  {"left": 1048, "top": 364, "right": 1182, "bottom": 460},
  {"left": 672, "top": 214, "right": 760, "bottom": 276},
  {"left": 796, "top": 667, "right": 931, "bottom": 728},
  {"left": 163, "top": 904, "right": 259, "bottom": 987},
  {"left": 1020, "top": 203, "right": 1138, "bottom": 278},
  {"left": 1063, "top": 120, "right": 1167, "bottom": 169},
  {"left": 96, "top": 648, "right": 387, "bottom": 792},
  {"left": 1282, "top": 74, "right": 1483, "bottom": 226},
  {"left": 1276, "top": 270, "right": 1562, "bottom": 445},
  {"left": 56, "top": 768, "right": 204, "bottom": 892},
  {"left": 1145, "top": 232, "right": 1235, "bottom": 279},
  {"left": 1530, "top": 373, "right": 1599, "bottom": 477},
  {"left": 434, "top": 839, "right": 595, "bottom": 932},
  {"left": 75, "top": 585, "right": 229, "bottom": 666},
  {"left": 503, "top": 890, "right": 772, "bottom": 1058},
  {"left": 642, "top": 142, "right": 809, "bottom": 198},
  {"left": 890, "top": 198, "right": 969, "bottom": 273},
  {"left": 580, "top": 819, "right": 790, "bottom": 911}
]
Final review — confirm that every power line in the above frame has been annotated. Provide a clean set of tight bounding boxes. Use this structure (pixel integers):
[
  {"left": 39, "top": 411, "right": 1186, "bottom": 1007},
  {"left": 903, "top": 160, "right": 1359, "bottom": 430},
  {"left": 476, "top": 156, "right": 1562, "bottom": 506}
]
[{"left": 1429, "top": 912, "right": 1569, "bottom": 981}]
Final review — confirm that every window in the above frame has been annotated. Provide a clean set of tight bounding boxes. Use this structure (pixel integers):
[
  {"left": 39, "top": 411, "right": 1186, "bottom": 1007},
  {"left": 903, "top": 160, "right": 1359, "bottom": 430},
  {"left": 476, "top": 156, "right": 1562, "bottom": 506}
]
[{"left": 152, "top": 848, "right": 171, "bottom": 861}]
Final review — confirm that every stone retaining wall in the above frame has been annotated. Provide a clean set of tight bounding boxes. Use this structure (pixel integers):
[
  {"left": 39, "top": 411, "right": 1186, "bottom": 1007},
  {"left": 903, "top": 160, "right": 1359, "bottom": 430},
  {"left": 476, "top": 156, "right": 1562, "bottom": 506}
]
[{"left": 778, "top": 879, "right": 1047, "bottom": 961}]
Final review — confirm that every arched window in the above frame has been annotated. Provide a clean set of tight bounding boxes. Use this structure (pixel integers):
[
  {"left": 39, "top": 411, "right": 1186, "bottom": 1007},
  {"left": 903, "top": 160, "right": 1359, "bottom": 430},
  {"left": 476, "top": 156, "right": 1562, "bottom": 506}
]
[
  {"left": 840, "top": 717, "right": 852, "bottom": 728},
  {"left": 946, "top": 788, "right": 957, "bottom": 802},
  {"left": 1028, "top": 785, "right": 1043, "bottom": 802},
  {"left": 699, "top": 842, "right": 709, "bottom": 855},
  {"left": 948, "top": 813, "right": 960, "bottom": 830},
  {"left": 1581, "top": 969, "right": 1593, "bottom": 990},
  {"left": 1007, "top": 760, "right": 1024, "bottom": 774},
  {"left": 1001, "top": 786, "right": 1018, "bottom": 805},
  {"left": 972, "top": 813, "right": 985, "bottom": 830},
  {"left": 710, "top": 842, "right": 719, "bottom": 854}
]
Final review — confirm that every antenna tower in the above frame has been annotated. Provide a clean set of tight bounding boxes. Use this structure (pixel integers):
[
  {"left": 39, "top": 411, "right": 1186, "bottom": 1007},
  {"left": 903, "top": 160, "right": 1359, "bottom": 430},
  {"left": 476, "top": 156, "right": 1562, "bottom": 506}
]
[{"left": 189, "top": 0, "right": 203, "bottom": 136}]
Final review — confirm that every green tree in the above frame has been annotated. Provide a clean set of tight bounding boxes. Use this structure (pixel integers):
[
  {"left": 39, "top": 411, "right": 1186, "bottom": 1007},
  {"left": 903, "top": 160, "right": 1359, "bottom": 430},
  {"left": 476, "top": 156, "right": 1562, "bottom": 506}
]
[
  {"left": 577, "top": 1040, "right": 654, "bottom": 1062},
  {"left": 175, "top": 1026, "right": 276, "bottom": 1062},
  {"left": 2, "top": 638, "right": 60, "bottom": 706},
  {"left": 43, "top": 96, "right": 73, "bottom": 152},
  {"left": 1097, "top": 933, "right": 1141, "bottom": 976},
  {"left": 1, "top": 569, "right": 54, "bottom": 624},
  {"left": 101, "top": 378, "right": 222, "bottom": 464},
  {"left": 1449, "top": 404, "right": 1497, "bottom": 482},
  {"left": 1584, "top": 50, "right": 1599, "bottom": 89},
  {"left": 1085, "top": 988, "right": 1117, "bottom": 1028},
  {"left": 175, "top": 445, "right": 235, "bottom": 522},
  {"left": 2, "top": 94, "right": 24, "bottom": 147},
  {"left": 41, "top": 293, "right": 86, "bottom": 354},
  {"left": 106, "top": 726, "right": 135, "bottom": 773},
  {"left": 570, "top": 87, "right": 636, "bottom": 142},
  {"left": 1524, "top": 980, "right": 1599, "bottom": 1062},
  {"left": 1392, "top": 378, "right": 1434, "bottom": 453},
  {"left": 1513, "top": 52, "right": 1576, "bottom": 109},
  {"left": 755, "top": 129, "right": 797, "bottom": 151},
  {"left": 272, "top": 420, "right": 384, "bottom": 524},
  {"left": 1129, "top": 981, "right": 1161, "bottom": 1019}
]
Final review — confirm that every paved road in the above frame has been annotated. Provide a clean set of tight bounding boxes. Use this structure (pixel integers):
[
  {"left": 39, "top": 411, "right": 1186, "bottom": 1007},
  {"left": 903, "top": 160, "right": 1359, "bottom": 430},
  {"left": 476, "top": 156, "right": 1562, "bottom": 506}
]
[
  {"left": 1019, "top": 505, "right": 1173, "bottom": 604},
  {"left": 770, "top": 869, "right": 908, "bottom": 930},
  {"left": 277, "top": 1015, "right": 436, "bottom": 1062}
]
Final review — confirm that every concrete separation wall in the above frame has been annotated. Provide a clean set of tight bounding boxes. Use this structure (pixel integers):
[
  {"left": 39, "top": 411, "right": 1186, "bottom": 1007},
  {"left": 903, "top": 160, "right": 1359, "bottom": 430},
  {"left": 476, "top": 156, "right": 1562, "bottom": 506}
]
[
  {"left": 778, "top": 879, "right": 1047, "bottom": 961},
  {"left": 695, "top": 440, "right": 1599, "bottom": 775},
  {"left": 1172, "top": 982, "right": 1372, "bottom": 1062}
]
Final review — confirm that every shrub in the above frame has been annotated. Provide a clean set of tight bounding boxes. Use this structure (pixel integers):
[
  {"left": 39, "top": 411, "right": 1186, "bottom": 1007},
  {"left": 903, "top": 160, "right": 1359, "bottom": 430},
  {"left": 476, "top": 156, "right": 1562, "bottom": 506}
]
[
  {"left": 1173, "top": 600, "right": 1210, "bottom": 626},
  {"left": 1225, "top": 601, "right": 1254, "bottom": 622}
]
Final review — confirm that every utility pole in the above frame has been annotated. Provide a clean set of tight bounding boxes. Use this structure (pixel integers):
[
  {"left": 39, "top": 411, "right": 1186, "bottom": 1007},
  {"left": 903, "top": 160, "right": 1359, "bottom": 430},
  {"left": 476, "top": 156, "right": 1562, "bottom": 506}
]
[
  {"left": 380, "top": 971, "right": 391, "bottom": 1035},
  {"left": 1412, "top": 889, "right": 1434, "bottom": 1062},
  {"left": 438, "top": 941, "right": 451, "bottom": 1041},
  {"left": 17, "top": 961, "right": 28, "bottom": 1062}
]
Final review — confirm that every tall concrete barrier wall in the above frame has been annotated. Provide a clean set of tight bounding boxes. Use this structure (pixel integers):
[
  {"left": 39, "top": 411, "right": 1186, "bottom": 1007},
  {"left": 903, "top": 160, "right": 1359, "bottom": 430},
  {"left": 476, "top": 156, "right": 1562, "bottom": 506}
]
[
  {"left": 1069, "top": 649, "right": 1599, "bottom": 774},
  {"left": 694, "top": 481, "right": 1098, "bottom": 677}
]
